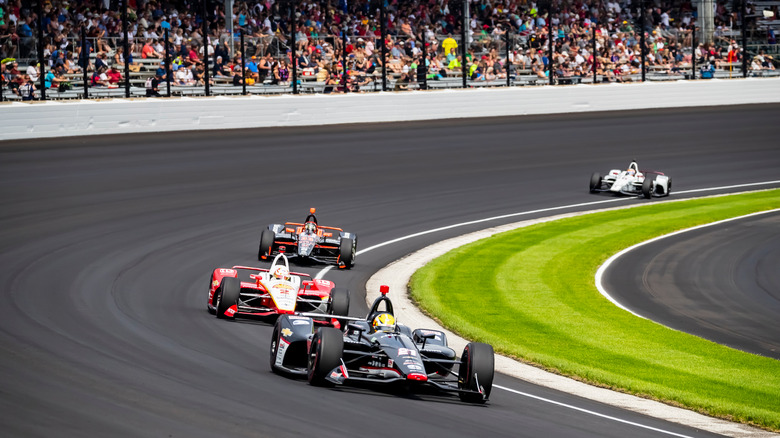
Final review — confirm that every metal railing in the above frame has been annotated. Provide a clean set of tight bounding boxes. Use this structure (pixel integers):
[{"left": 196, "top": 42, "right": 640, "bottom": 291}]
[{"left": 2, "top": 5, "right": 778, "bottom": 102}]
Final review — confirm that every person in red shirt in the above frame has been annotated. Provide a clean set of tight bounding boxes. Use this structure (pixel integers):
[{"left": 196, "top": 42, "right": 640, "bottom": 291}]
[
  {"left": 106, "top": 66, "right": 122, "bottom": 85},
  {"left": 188, "top": 44, "right": 202, "bottom": 67},
  {"left": 141, "top": 39, "right": 163, "bottom": 59}
]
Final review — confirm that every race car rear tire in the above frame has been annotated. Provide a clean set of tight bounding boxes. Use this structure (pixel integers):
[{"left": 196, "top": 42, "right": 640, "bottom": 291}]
[
  {"left": 667, "top": 178, "right": 672, "bottom": 196},
  {"left": 339, "top": 238, "right": 355, "bottom": 269},
  {"left": 215, "top": 277, "right": 240, "bottom": 319},
  {"left": 307, "top": 327, "right": 343, "bottom": 386},
  {"left": 458, "top": 342, "right": 494, "bottom": 404},
  {"left": 589, "top": 172, "right": 602, "bottom": 193},
  {"left": 270, "top": 320, "right": 282, "bottom": 373},
  {"left": 259, "top": 229, "right": 275, "bottom": 261},
  {"left": 328, "top": 287, "right": 350, "bottom": 317},
  {"left": 642, "top": 177, "right": 654, "bottom": 199}
]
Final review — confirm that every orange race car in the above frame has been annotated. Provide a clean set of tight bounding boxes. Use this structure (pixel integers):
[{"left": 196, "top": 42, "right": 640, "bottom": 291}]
[{"left": 258, "top": 208, "right": 357, "bottom": 269}]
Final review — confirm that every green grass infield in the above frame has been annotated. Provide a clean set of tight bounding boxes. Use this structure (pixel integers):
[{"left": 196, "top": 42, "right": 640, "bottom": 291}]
[{"left": 410, "top": 189, "right": 780, "bottom": 431}]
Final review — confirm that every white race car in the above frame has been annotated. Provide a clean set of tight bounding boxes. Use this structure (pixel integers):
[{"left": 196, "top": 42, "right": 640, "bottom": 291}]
[{"left": 589, "top": 161, "right": 671, "bottom": 198}]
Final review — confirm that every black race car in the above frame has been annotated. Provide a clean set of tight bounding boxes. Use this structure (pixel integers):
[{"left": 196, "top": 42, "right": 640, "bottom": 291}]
[
  {"left": 269, "top": 285, "right": 495, "bottom": 404},
  {"left": 258, "top": 208, "right": 357, "bottom": 269}
]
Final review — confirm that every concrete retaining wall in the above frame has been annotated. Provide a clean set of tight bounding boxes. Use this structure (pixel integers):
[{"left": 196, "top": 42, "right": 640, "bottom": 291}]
[{"left": 2, "top": 79, "right": 779, "bottom": 141}]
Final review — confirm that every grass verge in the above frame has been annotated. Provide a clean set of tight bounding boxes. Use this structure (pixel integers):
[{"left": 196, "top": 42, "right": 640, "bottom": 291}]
[{"left": 410, "top": 189, "right": 780, "bottom": 431}]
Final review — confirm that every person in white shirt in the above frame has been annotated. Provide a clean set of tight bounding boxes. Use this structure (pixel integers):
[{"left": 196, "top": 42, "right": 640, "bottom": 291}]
[
  {"left": 26, "top": 64, "right": 39, "bottom": 82},
  {"left": 175, "top": 65, "right": 194, "bottom": 85}
]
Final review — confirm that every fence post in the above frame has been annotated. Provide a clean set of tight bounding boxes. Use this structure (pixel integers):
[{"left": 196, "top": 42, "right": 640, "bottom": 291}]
[
  {"left": 461, "top": 0, "right": 467, "bottom": 88},
  {"left": 592, "top": 22, "right": 597, "bottom": 84},
  {"left": 82, "top": 26, "right": 89, "bottom": 99},
  {"left": 202, "top": 0, "right": 210, "bottom": 96},
  {"left": 505, "top": 28, "right": 510, "bottom": 87},
  {"left": 165, "top": 27, "right": 171, "bottom": 97},
  {"left": 691, "top": 23, "right": 696, "bottom": 80},
  {"left": 741, "top": 0, "right": 747, "bottom": 78},
  {"left": 290, "top": 1, "right": 297, "bottom": 95},
  {"left": 36, "top": 0, "right": 46, "bottom": 100},
  {"left": 420, "top": 32, "right": 427, "bottom": 90},
  {"left": 241, "top": 30, "right": 247, "bottom": 95},
  {"left": 122, "top": 0, "right": 130, "bottom": 98},
  {"left": 640, "top": 0, "right": 646, "bottom": 82},
  {"left": 342, "top": 27, "right": 348, "bottom": 92},
  {"left": 548, "top": 9, "right": 554, "bottom": 86},
  {"left": 380, "top": 0, "right": 387, "bottom": 91}
]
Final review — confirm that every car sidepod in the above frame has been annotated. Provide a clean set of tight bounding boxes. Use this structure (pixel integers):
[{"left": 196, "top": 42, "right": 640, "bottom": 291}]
[
  {"left": 413, "top": 329, "right": 457, "bottom": 376},
  {"left": 270, "top": 315, "right": 315, "bottom": 375}
]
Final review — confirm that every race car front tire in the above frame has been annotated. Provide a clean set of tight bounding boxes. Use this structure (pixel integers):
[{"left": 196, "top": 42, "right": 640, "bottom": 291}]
[
  {"left": 328, "top": 287, "right": 350, "bottom": 317},
  {"left": 259, "top": 229, "right": 275, "bottom": 261},
  {"left": 207, "top": 271, "right": 217, "bottom": 314},
  {"left": 215, "top": 277, "right": 240, "bottom": 319},
  {"left": 307, "top": 327, "right": 343, "bottom": 386},
  {"left": 642, "top": 177, "right": 654, "bottom": 199},
  {"left": 339, "top": 237, "right": 355, "bottom": 269},
  {"left": 589, "top": 172, "right": 602, "bottom": 193},
  {"left": 458, "top": 342, "right": 495, "bottom": 403}
]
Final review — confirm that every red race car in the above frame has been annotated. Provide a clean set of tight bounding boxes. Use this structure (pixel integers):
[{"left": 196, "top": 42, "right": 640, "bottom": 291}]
[{"left": 207, "top": 254, "right": 349, "bottom": 326}]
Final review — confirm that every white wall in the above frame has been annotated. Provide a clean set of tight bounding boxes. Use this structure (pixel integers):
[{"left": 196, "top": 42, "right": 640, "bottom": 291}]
[{"left": 2, "top": 79, "right": 779, "bottom": 141}]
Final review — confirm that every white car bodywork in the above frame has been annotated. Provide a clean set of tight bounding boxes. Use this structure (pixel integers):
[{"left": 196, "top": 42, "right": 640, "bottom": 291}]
[{"left": 590, "top": 161, "right": 671, "bottom": 198}]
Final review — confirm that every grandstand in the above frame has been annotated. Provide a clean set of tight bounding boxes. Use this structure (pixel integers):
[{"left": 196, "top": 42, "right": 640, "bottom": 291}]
[{"left": 1, "top": 0, "right": 777, "bottom": 101}]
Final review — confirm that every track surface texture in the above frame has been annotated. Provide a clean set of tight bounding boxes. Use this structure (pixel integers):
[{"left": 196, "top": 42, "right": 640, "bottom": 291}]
[
  {"left": 604, "top": 211, "right": 780, "bottom": 360},
  {"left": 2, "top": 104, "right": 779, "bottom": 438}
]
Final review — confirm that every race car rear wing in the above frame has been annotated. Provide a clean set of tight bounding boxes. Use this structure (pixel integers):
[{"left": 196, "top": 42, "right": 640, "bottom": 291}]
[
  {"left": 296, "top": 312, "right": 363, "bottom": 322},
  {"left": 231, "top": 265, "right": 312, "bottom": 279}
]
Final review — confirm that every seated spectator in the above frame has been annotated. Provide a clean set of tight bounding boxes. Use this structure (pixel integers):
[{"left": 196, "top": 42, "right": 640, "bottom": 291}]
[
  {"left": 90, "top": 66, "right": 111, "bottom": 87},
  {"left": 48, "top": 66, "right": 70, "bottom": 91},
  {"left": 187, "top": 44, "right": 203, "bottom": 68},
  {"left": 26, "top": 63, "right": 40, "bottom": 82},
  {"left": 18, "top": 74, "right": 36, "bottom": 100},
  {"left": 106, "top": 66, "right": 122, "bottom": 85},
  {"left": 141, "top": 39, "right": 163, "bottom": 59},
  {"left": 212, "top": 56, "right": 229, "bottom": 77},
  {"left": 531, "top": 59, "right": 547, "bottom": 78},
  {"left": 246, "top": 56, "right": 260, "bottom": 83},
  {"left": 145, "top": 73, "right": 162, "bottom": 97},
  {"left": 94, "top": 52, "right": 109, "bottom": 72},
  {"left": 446, "top": 55, "right": 461, "bottom": 74},
  {"left": 175, "top": 65, "right": 195, "bottom": 86},
  {"left": 232, "top": 67, "right": 246, "bottom": 86},
  {"left": 272, "top": 60, "right": 290, "bottom": 85},
  {"left": 700, "top": 60, "right": 715, "bottom": 79},
  {"left": 257, "top": 53, "right": 272, "bottom": 83}
]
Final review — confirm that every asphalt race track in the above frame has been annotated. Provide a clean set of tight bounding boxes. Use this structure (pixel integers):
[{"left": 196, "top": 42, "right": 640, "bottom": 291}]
[
  {"left": 603, "top": 210, "right": 780, "bottom": 360},
  {"left": 2, "top": 104, "right": 779, "bottom": 438}
]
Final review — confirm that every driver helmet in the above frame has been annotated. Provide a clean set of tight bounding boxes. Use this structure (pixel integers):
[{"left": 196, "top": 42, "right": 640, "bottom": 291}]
[
  {"left": 272, "top": 265, "right": 289, "bottom": 280},
  {"left": 305, "top": 222, "right": 317, "bottom": 234},
  {"left": 372, "top": 313, "right": 396, "bottom": 333}
]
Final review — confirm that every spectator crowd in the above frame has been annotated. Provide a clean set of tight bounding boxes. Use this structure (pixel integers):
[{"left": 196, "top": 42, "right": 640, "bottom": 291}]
[{"left": 1, "top": 0, "right": 777, "bottom": 98}]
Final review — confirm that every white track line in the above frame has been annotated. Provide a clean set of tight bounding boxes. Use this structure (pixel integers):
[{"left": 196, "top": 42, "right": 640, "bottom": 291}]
[
  {"left": 315, "top": 179, "right": 780, "bottom": 279},
  {"left": 494, "top": 384, "right": 697, "bottom": 438},
  {"left": 595, "top": 207, "right": 780, "bottom": 319}
]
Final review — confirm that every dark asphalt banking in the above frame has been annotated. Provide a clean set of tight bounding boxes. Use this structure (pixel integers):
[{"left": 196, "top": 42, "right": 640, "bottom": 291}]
[
  {"left": 2, "top": 104, "right": 779, "bottom": 438},
  {"left": 603, "top": 210, "right": 780, "bottom": 360}
]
